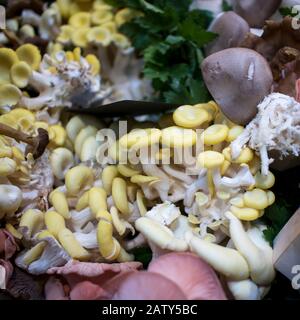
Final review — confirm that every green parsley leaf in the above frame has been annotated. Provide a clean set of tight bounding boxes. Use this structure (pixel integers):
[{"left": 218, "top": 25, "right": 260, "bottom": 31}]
[
  {"left": 279, "top": 6, "right": 299, "bottom": 17},
  {"left": 107, "top": 0, "right": 216, "bottom": 104},
  {"left": 263, "top": 200, "right": 293, "bottom": 245}
]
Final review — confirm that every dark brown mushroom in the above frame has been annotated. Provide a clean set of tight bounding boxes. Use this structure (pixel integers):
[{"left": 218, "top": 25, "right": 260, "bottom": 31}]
[
  {"left": 231, "top": 0, "right": 281, "bottom": 28},
  {"left": 0, "top": 123, "right": 49, "bottom": 159},
  {"left": 205, "top": 11, "right": 250, "bottom": 56},
  {"left": 201, "top": 48, "right": 273, "bottom": 125}
]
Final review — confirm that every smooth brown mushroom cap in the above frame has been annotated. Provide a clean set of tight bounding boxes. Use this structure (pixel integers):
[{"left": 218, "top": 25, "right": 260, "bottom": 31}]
[
  {"left": 205, "top": 11, "right": 250, "bottom": 56},
  {"left": 231, "top": 0, "right": 281, "bottom": 28},
  {"left": 201, "top": 48, "right": 273, "bottom": 125}
]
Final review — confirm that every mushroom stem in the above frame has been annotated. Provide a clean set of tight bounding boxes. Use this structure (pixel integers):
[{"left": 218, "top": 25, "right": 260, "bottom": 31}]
[{"left": 0, "top": 123, "right": 49, "bottom": 159}]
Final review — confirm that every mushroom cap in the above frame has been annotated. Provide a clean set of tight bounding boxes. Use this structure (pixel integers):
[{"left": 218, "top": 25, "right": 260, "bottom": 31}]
[
  {"left": 205, "top": 11, "right": 250, "bottom": 56},
  {"left": 231, "top": 0, "right": 281, "bottom": 28},
  {"left": 103, "top": 271, "right": 187, "bottom": 300},
  {"left": 201, "top": 48, "right": 273, "bottom": 125},
  {"left": 148, "top": 252, "right": 227, "bottom": 300}
]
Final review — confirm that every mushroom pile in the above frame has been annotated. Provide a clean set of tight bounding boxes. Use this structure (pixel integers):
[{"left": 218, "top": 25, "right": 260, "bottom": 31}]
[{"left": 1, "top": 0, "right": 297, "bottom": 301}]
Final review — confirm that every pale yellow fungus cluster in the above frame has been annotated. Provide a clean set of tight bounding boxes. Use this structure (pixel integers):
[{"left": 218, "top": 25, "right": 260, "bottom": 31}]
[
  {"left": 0, "top": 45, "right": 41, "bottom": 108},
  {"left": 54, "top": 0, "right": 135, "bottom": 49}
]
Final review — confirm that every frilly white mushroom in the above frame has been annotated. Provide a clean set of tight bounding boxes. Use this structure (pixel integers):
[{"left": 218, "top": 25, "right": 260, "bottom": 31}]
[
  {"left": 145, "top": 201, "right": 181, "bottom": 226},
  {"left": 19, "top": 51, "right": 108, "bottom": 110},
  {"left": 231, "top": 93, "right": 300, "bottom": 175}
]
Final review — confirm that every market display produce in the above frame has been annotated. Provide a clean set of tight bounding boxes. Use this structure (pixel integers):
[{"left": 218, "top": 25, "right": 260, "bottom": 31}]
[{"left": 0, "top": 0, "right": 299, "bottom": 300}]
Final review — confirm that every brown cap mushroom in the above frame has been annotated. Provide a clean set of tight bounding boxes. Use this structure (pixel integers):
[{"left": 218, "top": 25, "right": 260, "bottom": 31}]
[
  {"left": 0, "top": 123, "right": 49, "bottom": 159},
  {"left": 231, "top": 0, "right": 281, "bottom": 28},
  {"left": 205, "top": 11, "right": 250, "bottom": 56},
  {"left": 201, "top": 48, "right": 273, "bottom": 125}
]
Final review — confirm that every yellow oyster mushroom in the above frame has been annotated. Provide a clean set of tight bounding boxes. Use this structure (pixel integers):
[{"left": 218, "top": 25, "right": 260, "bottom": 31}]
[
  {"left": 9, "top": 108, "right": 35, "bottom": 132},
  {"left": 49, "top": 190, "right": 70, "bottom": 219},
  {"left": 194, "top": 101, "right": 219, "bottom": 118},
  {"left": 197, "top": 151, "right": 225, "bottom": 169},
  {"left": 10, "top": 61, "right": 32, "bottom": 89},
  {"left": 97, "top": 209, "right": 121, "bottom": 261},
  {"left": 115, "top": 8, "right": 140, "bottom": 27},
  {"left": 136, "top": 190, "right": 147, "bottom": 216},
  {"left": 19, "top": 24, "right": 35, "bottom": 39},
  {"left": 71, "top": 28, "right": 90, "bottom": 48},
  {"left": 75, "top": 191, "right": 89, "bottom": 211},
  {"left": 0, "top": 48, "right": 19, "bottom": 84},
  {"left": 89, "top": 187, "right": 108, "bottom": 218},
  {"left": 112, "top": 177, "right": 130, "bottom": 216},
  {"left": 112, "top": 33, "right": 131, "bottom": 49},
  {"left": 58, "top": 228, "right": 90, "bottom": 260},
  {"left": 36, "top": 230, "right": 55, "bottom": 240},
  {"left": 202, "top": 124, "right": 229, "bottom": 145},
  {"left": 65, "top": 165, "right": 94, "bottom": 196},
  {"left": 130, "top": 175, "right": 159, "bottom": 184},
  {"left": 11, "top": 146, "right": 25, "bottom": 161},
  {"left": 5, "top": 223, "right": 22, "bottom": 240},
  {"left": 173, "top": 105, "right": 211, "bottom": 129},
  {"left": 93, "top": 1, "right": 112, "bottom": 11},
  {"left": 57, "top": 25, "right": 75, "bottom": 44},
  {"left": 266, "top": 191, "right": 275, "bottom": 206},
  {"left": 87, "top": 26, "right": 111, "bottom": 46},
  {"left": 254, "top": 171, "right": 275, "bottom": 190},
  {"left": 91, "top": 8, "right": 113, "bottom": 25},
  {"left": 102, "top": 21, "right": 117, "bottom": 34},
  {"left": 0, "top": 84, "right": 22, "bottom": 107},
  {"left": 16, "top": 44, "right": 41, "bottom": 71},
  {"left": 243, "top": 188, "right": 269, "bottom": 210},
  {"left": 23, "top": 242, "right": 46, "bottom": 266},
  {"left": 69, "top": 12, "right": 91, "bottom": 28},
  {"left": 19, "top": 209, "right": 44, "bottom": 238},
  {"left": 73, "top": 47, "right": 82, "bottom": 62},
  {"left": 85, "top": 54, "right": 101, "bottom": 75},
  {"left": 161, "top": 126, "right": 197, "bottom": 148},
  {"left": 101, "top": 165, "right": 119, "bottom": 195},
  {"left": 47, "top": 42, "right": 63, "bottom": 57},
  {"left": 117, "top": 164, "right": 141, "bottom": 178},
  {"left": 57, "top": 0, "right": 72, "bottom": 19},
  {"left": 226, "top": 125, "right": 244, "bottom": 142},
  {"left": 223, "top": 146, "right": 254, "bottom": 164},
  {"left": 0, "top": 146, "right": 12, "bottom": 158},
  {"left": 230, "top": 206, "right": 260, "bottom": 221},
  {"left": 49, "top": 125, "right": 67, "bottom": 147},
  {"left": 119, "top": 128, "right": 161, "bottom": 149},
  {"left": 45, "top": 211, "right": 66, "bottom": 238}
]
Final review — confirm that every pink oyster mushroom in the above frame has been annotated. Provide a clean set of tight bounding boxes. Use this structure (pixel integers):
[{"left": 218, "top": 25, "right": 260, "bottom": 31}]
[{"left": 45, "top": 253, "right": 227, "bottom": 300}]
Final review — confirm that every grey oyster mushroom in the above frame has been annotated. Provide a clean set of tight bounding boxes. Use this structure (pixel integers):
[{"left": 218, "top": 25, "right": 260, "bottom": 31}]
[
  {"left": 231, "top": 0, "right": 282, "bottom": 28},
  {"left": 201, "top": 48, "right": 273, "bottom": 125},
  {"left": 205, "top": 11, "right": 250, "bottom": 56}
]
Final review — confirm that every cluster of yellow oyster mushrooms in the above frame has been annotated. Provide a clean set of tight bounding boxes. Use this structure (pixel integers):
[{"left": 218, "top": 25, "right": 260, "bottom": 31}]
[
  {"left": 1, "top": 99, "right": 276, "bottom": 300},
  {"left": 0, "top": 44, "right": 41, "bottom": 109},
  {"left": 53, "top": 0, "right": 136, "bottom": 50}
]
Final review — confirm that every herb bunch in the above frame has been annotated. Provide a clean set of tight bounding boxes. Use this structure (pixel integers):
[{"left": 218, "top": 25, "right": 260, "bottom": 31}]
[{"left": 105, "top": 0, "right": 216, "bottom": 104}]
